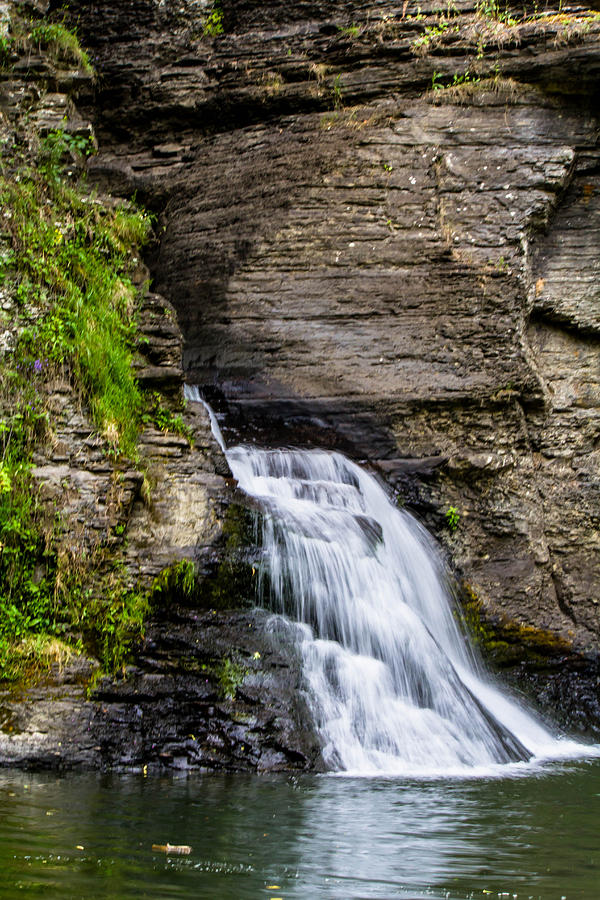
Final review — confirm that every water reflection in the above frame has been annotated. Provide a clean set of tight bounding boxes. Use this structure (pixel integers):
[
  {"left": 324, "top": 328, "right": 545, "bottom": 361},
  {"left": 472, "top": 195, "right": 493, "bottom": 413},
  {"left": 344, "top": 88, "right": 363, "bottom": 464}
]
[{"left": 0, "top": 761, "right": 599, "bottom": 898}]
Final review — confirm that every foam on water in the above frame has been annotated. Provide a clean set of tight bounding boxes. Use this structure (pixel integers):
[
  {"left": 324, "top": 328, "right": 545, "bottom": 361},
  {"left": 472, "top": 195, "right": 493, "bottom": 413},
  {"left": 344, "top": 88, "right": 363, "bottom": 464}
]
[{"left": 185, "top": 386, "right": 597, "bottom": 776}]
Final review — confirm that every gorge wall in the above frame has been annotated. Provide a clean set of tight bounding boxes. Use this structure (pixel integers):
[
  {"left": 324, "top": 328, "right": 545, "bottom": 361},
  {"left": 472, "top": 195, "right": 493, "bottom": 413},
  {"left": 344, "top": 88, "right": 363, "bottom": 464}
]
[
  {"left": 1, "top": 0, "right": 599, "bottom": 768},
  {"left": 72, "top": 5, "right": 599, "bottom": 647}
]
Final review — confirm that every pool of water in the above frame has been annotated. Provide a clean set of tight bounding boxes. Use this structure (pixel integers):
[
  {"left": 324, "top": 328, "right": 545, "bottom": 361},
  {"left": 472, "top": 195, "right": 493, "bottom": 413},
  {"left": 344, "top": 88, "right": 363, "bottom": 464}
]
[{"left": 1, "top": 760, "right": 599, "bottom": 899}]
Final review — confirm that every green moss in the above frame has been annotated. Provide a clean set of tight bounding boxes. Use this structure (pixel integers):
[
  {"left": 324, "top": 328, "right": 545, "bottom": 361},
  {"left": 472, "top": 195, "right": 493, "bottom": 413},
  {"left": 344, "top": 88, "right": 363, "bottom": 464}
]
[
  {"left": 55, "top": 566, "right": 151, "bottom": 675},
  {"left": 460, "top": 583, "right": 573, "bottom": 669},
  {"left": 150, "top": 505, "right": 257, "bottom": 616},
  {"left": 0, "top": 542, "right": 155, "bottom": 683},
  {"left": 152, "top": 559, "right": 197, "bottom": 603},
  {"left": 196, "top": 504, "right": 257, "bottom": 610}
]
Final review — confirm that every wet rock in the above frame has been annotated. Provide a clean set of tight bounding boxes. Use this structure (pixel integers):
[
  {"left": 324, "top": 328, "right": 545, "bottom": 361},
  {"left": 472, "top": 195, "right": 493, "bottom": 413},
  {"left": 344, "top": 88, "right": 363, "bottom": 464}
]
[{"left": 0, "top": 609, "right": 323, "bottom": 772}]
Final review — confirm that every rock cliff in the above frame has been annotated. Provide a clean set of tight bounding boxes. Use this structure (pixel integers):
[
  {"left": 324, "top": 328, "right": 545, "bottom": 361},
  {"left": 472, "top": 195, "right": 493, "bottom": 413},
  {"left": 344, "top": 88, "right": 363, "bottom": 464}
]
[
  {"left": 1, "top": 0, "right": 599, "bottom": 767},
  {"left": 66, "top": 0, "right": 599, "bottom": 724}
]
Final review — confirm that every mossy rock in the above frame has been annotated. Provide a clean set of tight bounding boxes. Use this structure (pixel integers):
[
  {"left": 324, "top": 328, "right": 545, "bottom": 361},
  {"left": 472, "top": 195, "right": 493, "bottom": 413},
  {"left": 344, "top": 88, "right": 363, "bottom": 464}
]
[
  {"left": 460, "top": 583, "right": 573, "bottom": 670},
  {"left": 151, "top": 504, "right": 259, "bottom": 610},
  {"left": 196, "top": 503, "right": 258, "bottom": 610}
]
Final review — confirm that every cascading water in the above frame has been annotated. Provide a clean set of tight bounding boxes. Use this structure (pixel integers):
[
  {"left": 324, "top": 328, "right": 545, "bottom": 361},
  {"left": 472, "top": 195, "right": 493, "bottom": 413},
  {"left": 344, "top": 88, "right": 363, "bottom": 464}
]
[{"left": 186, "top": 386, "right": 590, "bottom": 776}]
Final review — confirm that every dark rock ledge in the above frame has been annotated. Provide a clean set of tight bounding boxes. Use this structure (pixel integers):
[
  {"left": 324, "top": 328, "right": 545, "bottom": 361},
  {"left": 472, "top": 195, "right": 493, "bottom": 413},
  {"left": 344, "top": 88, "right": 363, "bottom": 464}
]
[{"left": 0, "top": 610, "right": 322, "bottom": 772}]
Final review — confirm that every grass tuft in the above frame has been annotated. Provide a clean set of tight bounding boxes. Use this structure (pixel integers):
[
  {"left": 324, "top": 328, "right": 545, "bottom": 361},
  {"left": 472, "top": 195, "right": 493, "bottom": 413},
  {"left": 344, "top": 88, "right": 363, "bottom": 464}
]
[{"left": 28, "top": 21, "right": 93, "bottom": 73}]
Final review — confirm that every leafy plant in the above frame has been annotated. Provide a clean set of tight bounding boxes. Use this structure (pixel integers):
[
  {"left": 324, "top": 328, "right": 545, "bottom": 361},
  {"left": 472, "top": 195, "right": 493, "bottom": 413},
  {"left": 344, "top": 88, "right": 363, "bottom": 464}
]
[
  {"left": 474, "top": 0, "right": 517, "bottom": 23},
  {"left": 445, "top": 506, "right": 460, "bottom": 531},
  {"left": 142, "top": 392, "right": 193, "bottom": 442},
  {"left": 213, "top": 657, "right": 246, "bottom": 700},
  {"left": 332, "top": 73, "right": 344, "bottom": 109},
  {"left": 203, "top": 2, "right": 224, "bottom": 37},
  {"left": 411, "top": 20, "right": 457, "bottom": 56},
  {"left": 431, "top": 69, "right": 480, "bottom": 91},
  {"left": 39, "top": 128, "right": 96, "bottom": 176},
  {"left": 0, "top": 34, "right": 14, "bottom": 69}
]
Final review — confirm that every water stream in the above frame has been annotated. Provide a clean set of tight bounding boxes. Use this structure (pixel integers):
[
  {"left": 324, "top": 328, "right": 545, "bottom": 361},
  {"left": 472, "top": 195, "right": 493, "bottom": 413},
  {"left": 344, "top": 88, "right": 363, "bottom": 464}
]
[{"left": 186, "top": 387, "right": 594, "bottom": 777}]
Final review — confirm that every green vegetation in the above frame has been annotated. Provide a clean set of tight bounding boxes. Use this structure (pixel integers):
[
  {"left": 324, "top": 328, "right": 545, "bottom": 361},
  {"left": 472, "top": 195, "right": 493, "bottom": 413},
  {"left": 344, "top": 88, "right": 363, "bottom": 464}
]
[
  {"left": 213, "top": 657, "right": 246, "bottom": 700},
  {"left": 475, "top": 0, "right": 517, "bottom": 25},
  {"left": 445, "top": 506, "right": 460, "bottom": 531},
  {"left": 338, "top": 24, "right": 360, "bottom": 39},
  {"left": 1, "top": 131, "right": 152, "bottom": 456},
  {"left": 28, "top": 21, "right": 93, "bottom": 72},
  {"left": 0, "top": 18, "right": 161, "bottom": 683},
  {"left": 40, "top": 127, "right": 96, "bottom": 165},
  {"left": 0, "top": 634, "right": 73, "bottom": 684},
  {"left": 431, "top": 68, "right": 480, "bottom": 91},
  {"left": 57, "top": 565, "right": 152, "bottom": 674},
  {"left": 0, "top": 484, "right": 152, "bottom": 679},
  {"left": 332, "top": 73, "right": 344, "bottom": 109},
  {"left": 411, "top": 20, "right": 454, "bottom": 55},
  {"left": 152, "top": 559, "right": 197, "bottom": 603},
  {"left": 202, "top": 2, "right": 224, "bottom": 37},
  {"left": 429, "top": 73, "right": 522, "bottom": 106},
  {"left": 142, "top": 392, "right": 194, "bottom": 443},
  {"left": 0, "top": 33, "right": 14, "bottom": 68},
  {"left": 410, "top": 2, "right": 600, "bottom": 67},
  {"left": 190, "top": 654, "right": 247, "bottom": 700}
]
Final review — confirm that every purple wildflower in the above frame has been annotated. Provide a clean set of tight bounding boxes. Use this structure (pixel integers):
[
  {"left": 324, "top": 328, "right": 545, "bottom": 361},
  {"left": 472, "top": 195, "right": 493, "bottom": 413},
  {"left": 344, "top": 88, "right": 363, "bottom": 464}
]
[{"left": 34, "top": 359, "right": 42, "bottom": 373}]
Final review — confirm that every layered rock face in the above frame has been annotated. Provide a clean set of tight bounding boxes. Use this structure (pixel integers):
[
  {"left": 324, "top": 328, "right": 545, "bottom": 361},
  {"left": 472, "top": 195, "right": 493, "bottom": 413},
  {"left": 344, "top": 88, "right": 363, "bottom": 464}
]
[
  {"left": 4, "top": 0, "right": 593, "bottom": 751},
  {"left": 1, "top": 0, "right": 598, "bottom": 764},
  {"left": 69, "top": 0, "right": 599, "bottom": 655},
  {"left": 0, "top": 607, "right": 322, "bottom": 772}
]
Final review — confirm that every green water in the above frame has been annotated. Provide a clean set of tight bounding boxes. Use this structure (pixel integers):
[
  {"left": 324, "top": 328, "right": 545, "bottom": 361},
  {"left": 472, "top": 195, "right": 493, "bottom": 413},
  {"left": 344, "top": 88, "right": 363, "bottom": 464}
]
[{"left": 0, "top": 760, "right": 599, "bottom": 899}]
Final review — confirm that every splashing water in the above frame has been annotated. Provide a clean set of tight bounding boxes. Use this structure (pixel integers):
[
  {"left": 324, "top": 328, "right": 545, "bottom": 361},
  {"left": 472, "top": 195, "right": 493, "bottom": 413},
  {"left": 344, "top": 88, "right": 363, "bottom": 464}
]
[{"left": 185, "top": 386, "right": 594, "bottom": 776}]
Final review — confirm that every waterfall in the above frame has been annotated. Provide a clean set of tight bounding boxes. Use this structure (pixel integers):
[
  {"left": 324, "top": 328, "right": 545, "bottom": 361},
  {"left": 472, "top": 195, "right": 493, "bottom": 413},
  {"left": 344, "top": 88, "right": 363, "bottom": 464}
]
[{"left": 185, "top": 386, "right": 590, "bottom": 776}]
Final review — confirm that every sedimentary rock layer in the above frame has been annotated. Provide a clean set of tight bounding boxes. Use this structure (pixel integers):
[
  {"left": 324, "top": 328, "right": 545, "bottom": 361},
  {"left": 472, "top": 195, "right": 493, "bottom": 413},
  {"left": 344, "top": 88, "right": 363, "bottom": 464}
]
[{"left": 67, "top": 0, "right": 600, "bottom": 656}]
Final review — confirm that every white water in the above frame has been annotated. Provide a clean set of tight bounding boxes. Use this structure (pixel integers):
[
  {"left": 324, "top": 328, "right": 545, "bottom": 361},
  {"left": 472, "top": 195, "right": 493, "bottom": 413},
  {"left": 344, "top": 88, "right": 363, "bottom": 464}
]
[{"left": 185, "top": 386, "right": 593, "bottom": 776}]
